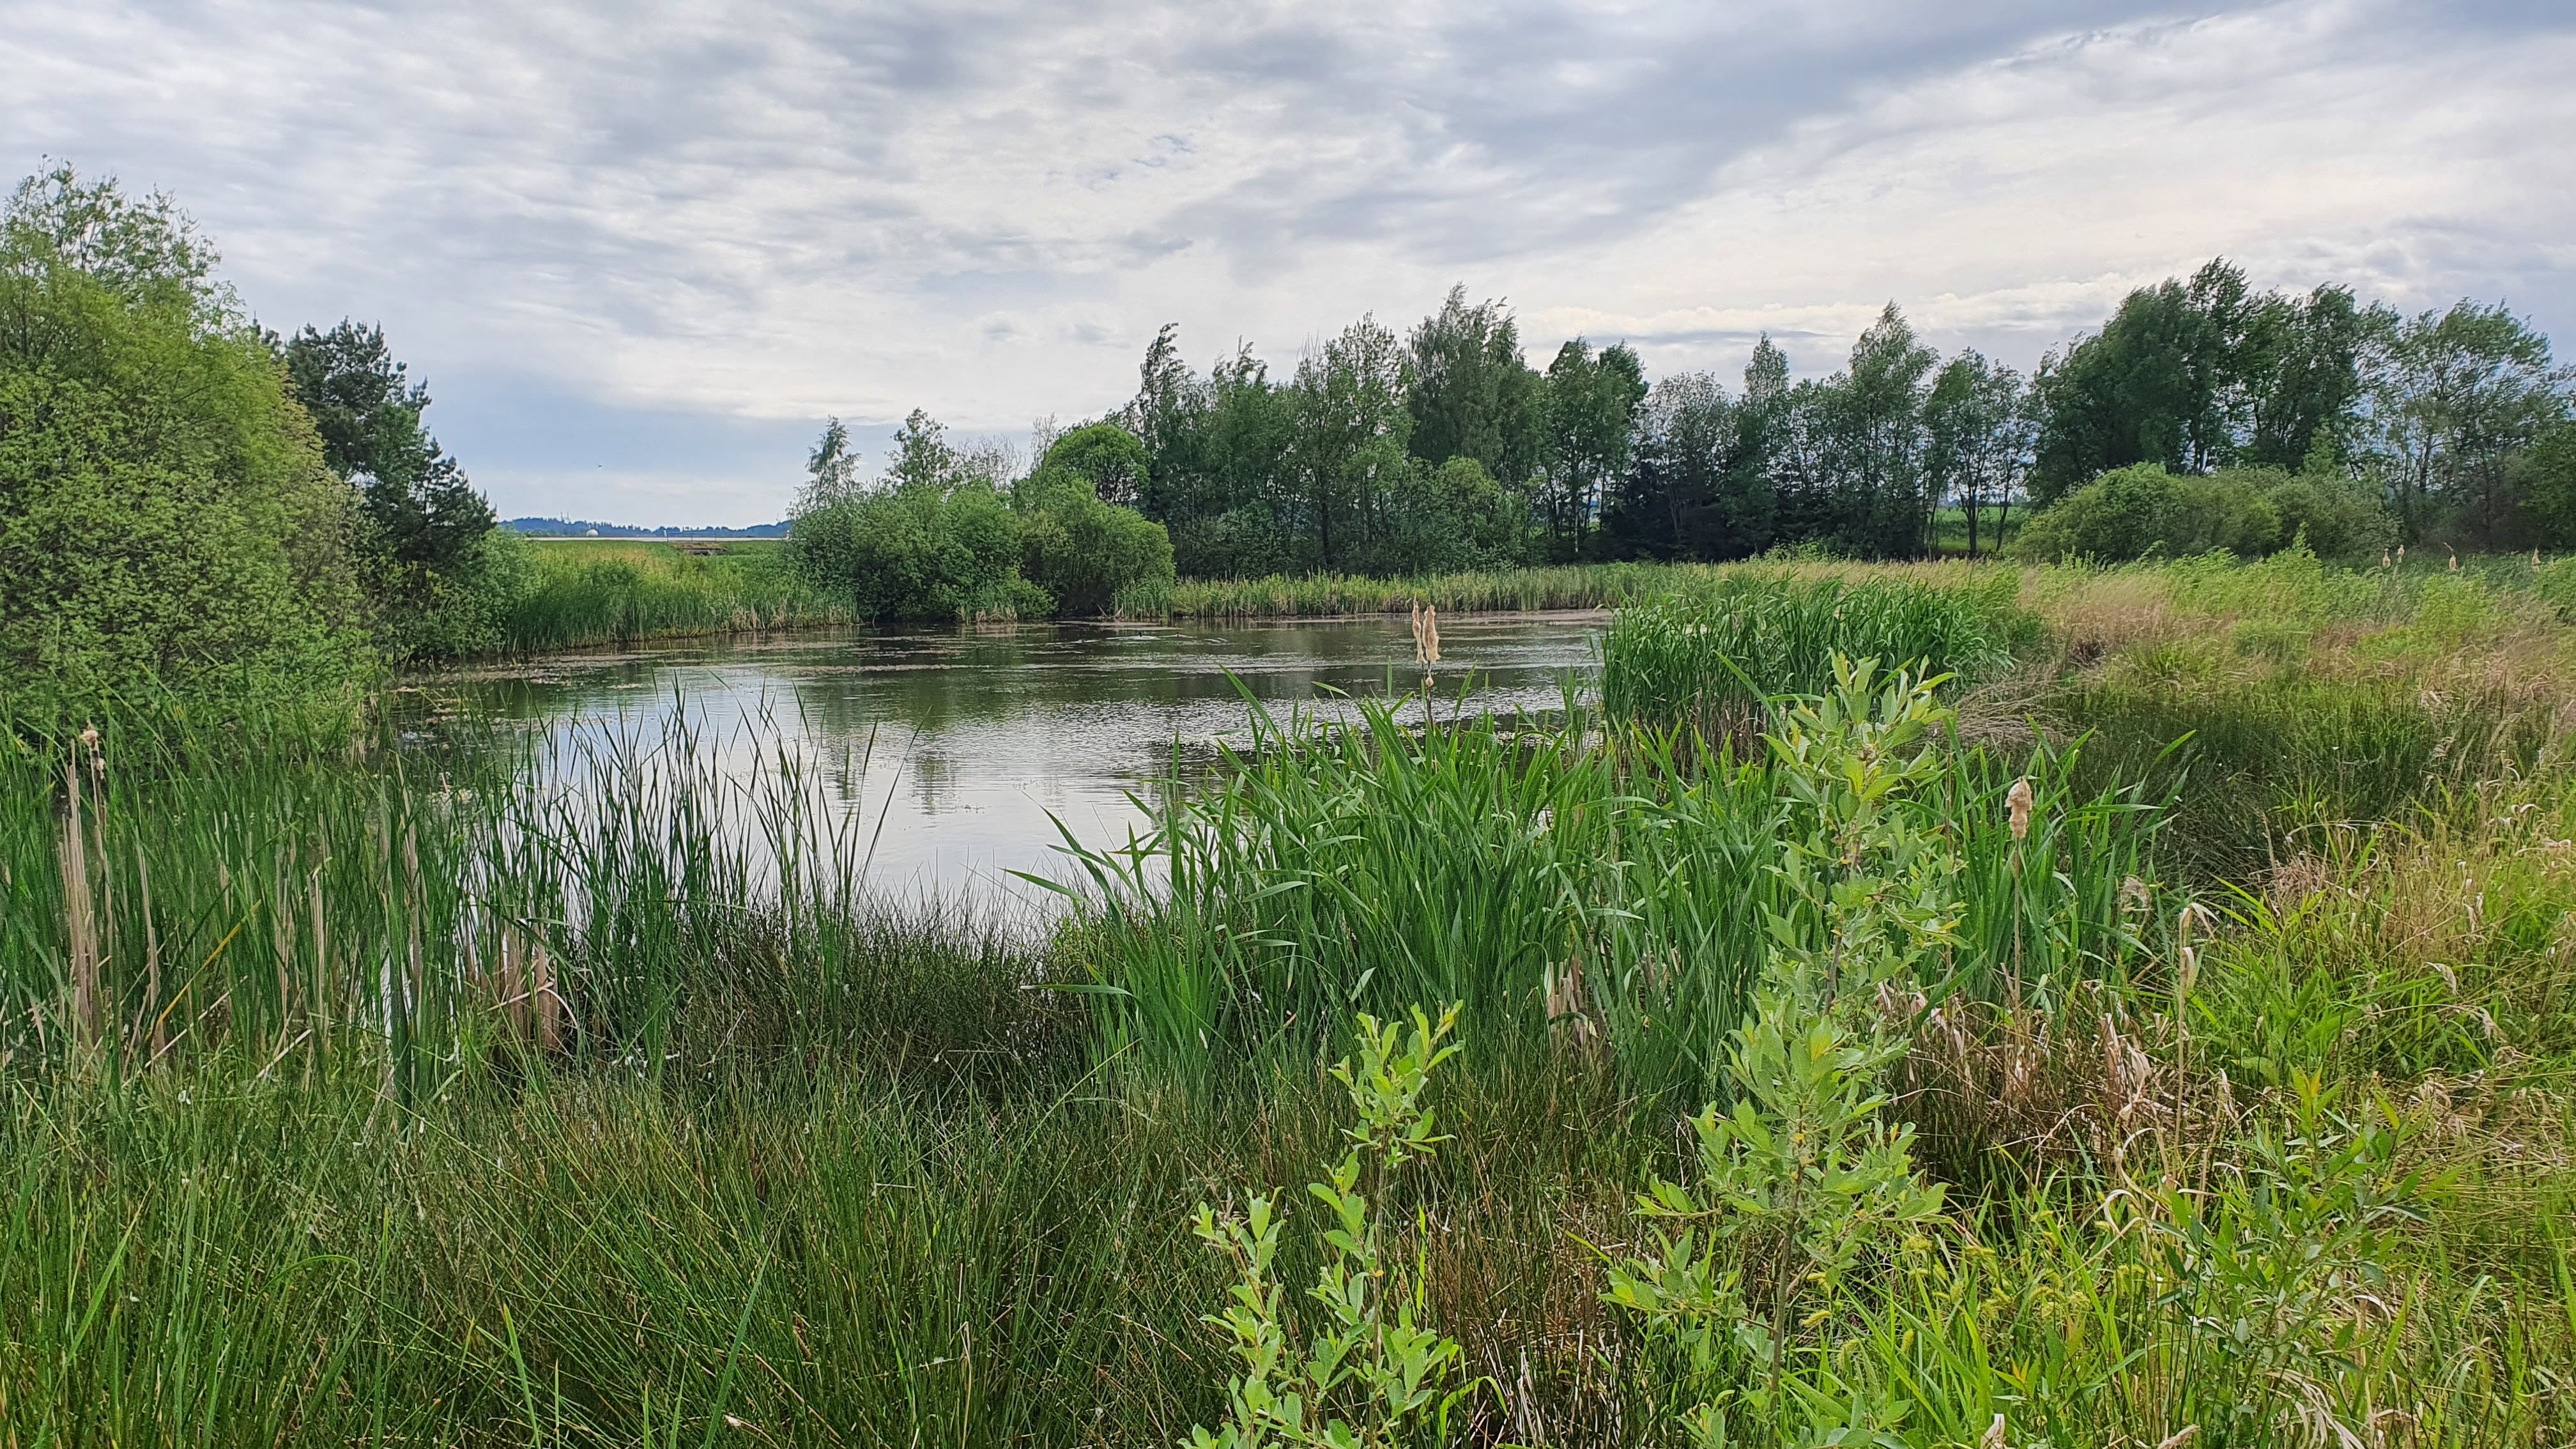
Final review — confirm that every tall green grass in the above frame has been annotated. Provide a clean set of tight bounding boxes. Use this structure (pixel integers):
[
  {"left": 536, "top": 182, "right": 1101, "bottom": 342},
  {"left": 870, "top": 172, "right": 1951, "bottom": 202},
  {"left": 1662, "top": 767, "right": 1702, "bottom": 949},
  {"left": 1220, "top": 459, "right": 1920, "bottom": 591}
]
[
  {"left": 495, "top": 542, "right": 850, "bottom": 655},
  {"left": 0, "top": 704, "right": 1023, "bottom": 1084},
  {"left": 0, "top": 1020, "right": 1656, "bottom": 1443},
  {"left": 1599, "top": 570, "right": 2028, "bottom": 730},
  {"left": 12, "top": 552, "right": 2576, "bottom": 1445},
  {"left": 2050, "top": 650, "right": 2562, "bottom": 881},
  {"left": 1052, "top": 687, "right": 2160, "bottom": 1103},
  {"left": 2023, "top": 548, "right": 2576, "bottom": 880},
  {"left": 1152, "top": 560, "right": 1726, "bottom": 620},
  {"left": 13, "top": 1044, "right": 2567, "bottom": 1445}
]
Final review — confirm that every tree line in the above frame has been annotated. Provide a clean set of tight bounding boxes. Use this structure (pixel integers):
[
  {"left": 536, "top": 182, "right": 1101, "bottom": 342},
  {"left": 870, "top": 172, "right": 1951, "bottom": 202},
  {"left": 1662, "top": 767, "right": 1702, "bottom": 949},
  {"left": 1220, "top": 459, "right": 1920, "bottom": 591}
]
[
  {"left": 1052, "top": 267, "right": 2570, "bottom": 575},
  {"left": 10, "top": 155, "right": 2575, "bottom": 735}
]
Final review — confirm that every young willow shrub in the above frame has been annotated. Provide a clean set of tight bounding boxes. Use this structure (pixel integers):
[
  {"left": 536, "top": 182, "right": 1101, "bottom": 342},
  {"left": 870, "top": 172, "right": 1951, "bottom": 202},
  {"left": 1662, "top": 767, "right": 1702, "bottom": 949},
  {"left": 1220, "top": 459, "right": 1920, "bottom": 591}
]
[
  {"left": 2115, "top": 1071, "right": 2434, "bottom": 1445},
  {"left": 1183, "top": 1004, "right": 1479, "bottom": 1449},
  {"left": 1607, "top": 659, "right": 1958, "bottom": 1446}
]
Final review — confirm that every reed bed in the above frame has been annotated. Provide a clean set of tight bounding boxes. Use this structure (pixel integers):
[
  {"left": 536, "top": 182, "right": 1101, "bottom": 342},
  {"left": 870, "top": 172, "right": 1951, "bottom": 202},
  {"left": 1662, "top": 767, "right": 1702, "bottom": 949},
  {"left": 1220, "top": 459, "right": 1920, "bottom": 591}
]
[
  {"left": 496, "top": 542, "right": 850, "bottom": 656},
  {"left": 1051, "top": 688, "right": 2161, "bottom": 1104},
  {"left": 1149, "top": 560, "right": 1728, "bottom": 620},
  {"left": 0, "top": 703, "right": 1022, "bottom": 1083},
  {"left": 1598, "top": 569, "right": 2029, "bottom": 731}
]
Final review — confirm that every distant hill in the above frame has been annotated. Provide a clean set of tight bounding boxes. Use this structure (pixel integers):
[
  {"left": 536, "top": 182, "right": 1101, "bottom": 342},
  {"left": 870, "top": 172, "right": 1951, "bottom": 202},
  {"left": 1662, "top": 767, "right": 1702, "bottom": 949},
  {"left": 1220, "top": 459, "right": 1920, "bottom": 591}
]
[{"left": 503, "top": 517, "right": 790, "bottom": 539}]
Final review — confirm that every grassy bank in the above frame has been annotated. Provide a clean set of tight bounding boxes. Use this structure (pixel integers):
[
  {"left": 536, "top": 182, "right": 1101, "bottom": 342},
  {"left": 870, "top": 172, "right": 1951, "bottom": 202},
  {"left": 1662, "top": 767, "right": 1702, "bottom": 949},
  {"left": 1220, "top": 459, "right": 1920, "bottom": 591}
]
[
  {"left": 1149, "top": 560, "right": 1730, "bottom": 620},
  {"left": 2012, "top": 549, "right": 2576, "bottom": 879},
  {"left": 465, "top": 553, "right": 1722, "bottom": 658},
  {"left": 494, "top": 539, "right": 851, "bottom": 655},
  {"left": 8, "top": 556, "right": 2576, "bottom": 1444}
]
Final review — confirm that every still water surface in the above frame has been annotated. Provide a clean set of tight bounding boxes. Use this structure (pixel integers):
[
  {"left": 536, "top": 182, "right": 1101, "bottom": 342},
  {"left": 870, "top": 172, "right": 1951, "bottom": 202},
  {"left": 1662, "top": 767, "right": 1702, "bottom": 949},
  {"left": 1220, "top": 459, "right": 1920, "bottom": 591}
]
[{"left": 442, "top": 613, "right": 1602, "bottom": 907}]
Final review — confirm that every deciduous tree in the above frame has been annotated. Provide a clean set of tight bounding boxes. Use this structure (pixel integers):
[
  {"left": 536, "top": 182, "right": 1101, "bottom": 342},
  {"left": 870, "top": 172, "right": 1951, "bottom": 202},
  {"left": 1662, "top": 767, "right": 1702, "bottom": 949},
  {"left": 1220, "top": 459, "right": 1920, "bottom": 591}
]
[
  {"left": 2364, "top": 301, "right": 2566, "bottom": 544},
  {"left": 1924, "top": 349, "right": 2030, "bottom": 558},
  {"left": 1405, "top": 285, "right": 1543, "bottom": 489},
  {"left": 1538, "top": 338, "right": 1646, "bottom": 555}
]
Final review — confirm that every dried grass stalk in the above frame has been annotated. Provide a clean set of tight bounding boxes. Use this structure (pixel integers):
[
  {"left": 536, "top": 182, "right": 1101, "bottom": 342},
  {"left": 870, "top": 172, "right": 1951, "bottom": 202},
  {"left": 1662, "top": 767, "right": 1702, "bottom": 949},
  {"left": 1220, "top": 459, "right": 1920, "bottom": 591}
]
[{"left": 59, "top": 760, "right": 100, "bottom": 1043}]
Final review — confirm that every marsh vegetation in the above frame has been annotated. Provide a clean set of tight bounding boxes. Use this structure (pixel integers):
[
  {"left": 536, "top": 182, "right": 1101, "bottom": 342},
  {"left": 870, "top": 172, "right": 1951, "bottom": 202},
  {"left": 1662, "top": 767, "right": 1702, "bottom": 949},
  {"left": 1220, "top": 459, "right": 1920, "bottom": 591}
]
[
  {"left": 10, "top": 556, "right": 2576, "bottom": 1445},
  {"left": 11, "top": 162, "right": 2576, "bottom": 1446}
]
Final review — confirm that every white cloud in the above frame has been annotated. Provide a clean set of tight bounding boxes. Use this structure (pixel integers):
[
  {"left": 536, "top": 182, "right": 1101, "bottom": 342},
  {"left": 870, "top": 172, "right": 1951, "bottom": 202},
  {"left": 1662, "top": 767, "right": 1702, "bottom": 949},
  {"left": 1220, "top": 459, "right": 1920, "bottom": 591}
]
[
  {"left": 5, "top": 0, "right": 2568, "bottom": 523},
  {"left": 1520, "top": 2, "right": 2576, "bottom": 373}
]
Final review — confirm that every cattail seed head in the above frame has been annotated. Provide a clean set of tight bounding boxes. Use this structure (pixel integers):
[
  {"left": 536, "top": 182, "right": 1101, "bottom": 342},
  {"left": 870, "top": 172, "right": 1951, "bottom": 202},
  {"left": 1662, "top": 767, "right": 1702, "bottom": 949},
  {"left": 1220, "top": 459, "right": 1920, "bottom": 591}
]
[
  {"left": 2173, "top": 900, "right": 2216, "bottom": 999},
  {"left": 2005, "top": 777, "right": 2034, "bottom": 839}
]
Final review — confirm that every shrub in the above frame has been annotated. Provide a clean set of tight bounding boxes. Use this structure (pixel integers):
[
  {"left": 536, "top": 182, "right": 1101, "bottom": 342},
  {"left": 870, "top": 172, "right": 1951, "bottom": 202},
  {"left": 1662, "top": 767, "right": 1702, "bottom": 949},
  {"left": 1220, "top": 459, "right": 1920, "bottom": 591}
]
[
  {"left": 1015, "top": 468, "right": 1175, "bottom": 617},
  {"left": 380, "top": 525, "right": 538, "bottom": 663},
  {"left": 0, "top": 169, "right": 376, "bottom": 735},
  {"left": 2011, "top": 464, "right": 2283, "bottom": 562},
  {"left": 2018, "top": 463, "right": 2400, "bottom": 564},
  {"left": 787, "top": 483, "right": 1038, "bottom": 622},
  {"left": 2261, "top": 472, "right": 2398, "bottom": 558},
  {"left": 1349, "top": 456, "right": 1529, "bottom": 578},
  {"left": 787, "top": 425, "right": 1177, "bottom": 624},
  {"left": 1608, "top": 663, "right": 1956, "bottom": 1443},
  {"left": 1182, "top": 1004, "right": 1476, "bottom": 1449}
]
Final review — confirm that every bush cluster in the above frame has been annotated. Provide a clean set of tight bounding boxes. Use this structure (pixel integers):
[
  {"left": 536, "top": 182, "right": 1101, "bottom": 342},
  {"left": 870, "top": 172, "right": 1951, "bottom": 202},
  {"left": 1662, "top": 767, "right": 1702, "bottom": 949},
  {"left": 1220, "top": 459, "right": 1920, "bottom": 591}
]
[
  {"left": 785, "top": 422, "right": 1175, "bottom": 623},
  {"left": 2012, "top": 462, "right": 2398, "bottom": 563},
  {"left": 0, "top": 169, "right": 379, "bottom": 736}
]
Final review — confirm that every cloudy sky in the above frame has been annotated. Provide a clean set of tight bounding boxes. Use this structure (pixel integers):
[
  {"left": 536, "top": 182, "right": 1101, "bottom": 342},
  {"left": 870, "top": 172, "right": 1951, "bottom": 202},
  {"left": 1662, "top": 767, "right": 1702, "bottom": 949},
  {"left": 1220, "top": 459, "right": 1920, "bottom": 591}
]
[{"left": 10, "top": 1, "right": 2572, "bottom": 525}]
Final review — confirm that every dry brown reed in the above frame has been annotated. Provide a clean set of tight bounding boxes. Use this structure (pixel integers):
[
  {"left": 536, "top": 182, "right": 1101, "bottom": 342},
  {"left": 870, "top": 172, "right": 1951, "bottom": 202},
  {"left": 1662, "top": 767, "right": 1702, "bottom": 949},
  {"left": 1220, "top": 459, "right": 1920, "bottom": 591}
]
[
  {"left": 1888, "top": 980, "right": 2243, "bottom": 1188},
  {"left": 489, "top": 925, "right": 564, "bottom": 1052},
  {"left": 2018, "top": 569, "right": 2193, "bottom": 663},
  {"left": 57, "top": 758, "right": 98, "bottom": 1043}
]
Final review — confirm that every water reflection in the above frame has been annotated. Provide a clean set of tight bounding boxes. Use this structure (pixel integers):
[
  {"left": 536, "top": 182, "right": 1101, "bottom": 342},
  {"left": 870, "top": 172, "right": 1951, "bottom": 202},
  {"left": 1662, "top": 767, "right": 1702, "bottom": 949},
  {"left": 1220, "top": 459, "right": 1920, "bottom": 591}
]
[{"left": 434, "top": 613, "right": 1602, "bottom": 906}]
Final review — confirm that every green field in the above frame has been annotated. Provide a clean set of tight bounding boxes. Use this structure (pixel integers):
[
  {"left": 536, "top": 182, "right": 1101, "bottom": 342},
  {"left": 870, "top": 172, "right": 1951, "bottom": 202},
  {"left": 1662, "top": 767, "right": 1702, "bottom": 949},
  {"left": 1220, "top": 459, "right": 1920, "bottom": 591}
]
[{"left": 7, "top": 553, "right": 2576, "bottom": 1445}]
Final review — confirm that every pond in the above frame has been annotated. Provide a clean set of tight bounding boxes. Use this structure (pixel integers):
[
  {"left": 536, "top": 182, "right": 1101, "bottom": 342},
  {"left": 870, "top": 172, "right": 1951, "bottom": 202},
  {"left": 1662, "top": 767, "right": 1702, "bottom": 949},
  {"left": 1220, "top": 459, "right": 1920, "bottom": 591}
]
[{"left": 433, "top": 613, "right": 1604, "bottom": 908}]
